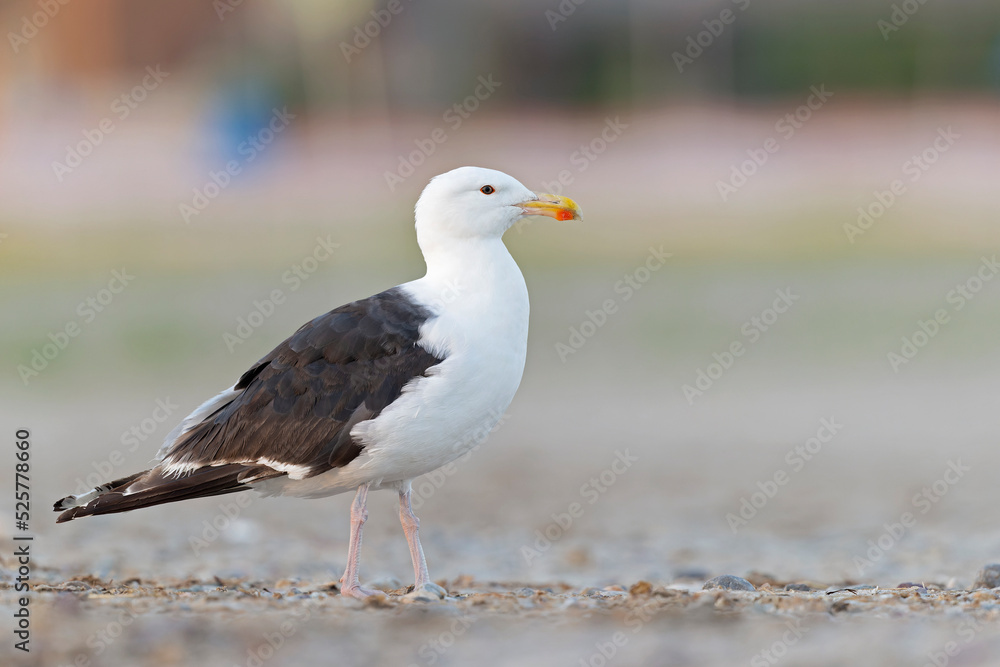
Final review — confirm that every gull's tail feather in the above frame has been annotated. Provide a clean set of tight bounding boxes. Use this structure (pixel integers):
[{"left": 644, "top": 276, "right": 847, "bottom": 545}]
[{"left": 53, "top": 464, "right": 283, "bottom": 523}]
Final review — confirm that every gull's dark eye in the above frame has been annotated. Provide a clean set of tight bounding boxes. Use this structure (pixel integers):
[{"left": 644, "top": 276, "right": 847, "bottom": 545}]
[{"left": 480, "top": 185, "right": 495, "bottom": 195}]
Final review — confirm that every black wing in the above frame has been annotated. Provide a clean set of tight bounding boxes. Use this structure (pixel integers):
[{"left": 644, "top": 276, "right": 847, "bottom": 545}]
[{"left": 161, "top": 287, "right": 444, "bottom": 477}]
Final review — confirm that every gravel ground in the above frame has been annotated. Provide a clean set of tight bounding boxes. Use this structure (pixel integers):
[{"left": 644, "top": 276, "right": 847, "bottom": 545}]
[{"left": 5, "top": 565, "right": 1000, "bottom": 666}]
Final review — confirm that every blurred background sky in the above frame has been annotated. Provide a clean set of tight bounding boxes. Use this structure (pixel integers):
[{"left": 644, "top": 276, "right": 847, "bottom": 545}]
[
  {"left": 2, "top": 0, "right": 999, "bottom": 244},
  {"left": 5, "top": 0, "right": 1000, "bottom": 611}
]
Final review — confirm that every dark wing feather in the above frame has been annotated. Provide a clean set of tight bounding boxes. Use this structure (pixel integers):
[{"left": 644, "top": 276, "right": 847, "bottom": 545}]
[
  {"left": 54, "top": 464, "right": 281, "bottom": 523},
  {"left": 161, "top": 287, "right": 444, "bottom": 477}
]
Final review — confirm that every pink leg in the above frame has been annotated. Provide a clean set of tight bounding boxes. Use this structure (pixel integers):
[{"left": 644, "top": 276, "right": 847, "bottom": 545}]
[
  {"left": 399, "top": 488, "right": 431, "bottom": 587},
  {"left": 399, "top": 488, "right": 446, "bottom": 598},
  {"left": 340, "top": 483, "right": 378, "bottom": 599}
]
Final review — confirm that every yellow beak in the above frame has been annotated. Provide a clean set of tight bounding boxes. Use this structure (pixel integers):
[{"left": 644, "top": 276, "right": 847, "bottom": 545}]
[{"left": 519, "top": 193, "right": 583, "bottom": 221}]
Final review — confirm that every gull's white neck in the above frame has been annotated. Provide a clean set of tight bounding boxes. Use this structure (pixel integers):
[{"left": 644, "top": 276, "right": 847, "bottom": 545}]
[{"left": 403, "top": 234, "right": 529, "bottom": 359}]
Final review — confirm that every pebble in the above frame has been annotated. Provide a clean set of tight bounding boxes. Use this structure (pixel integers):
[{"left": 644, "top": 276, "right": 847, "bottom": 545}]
[
  {"left": 366, "top": 576, "right": 403, "bottom": 592},
  {"left": 629, "top": 581, "right": 653, "bottom": 596},
  {"left": 178, "top": 585, "right": 217, "bottom": 592},
  {"left": 825, "top": 585, "right": 877, "bottom": 595},
  {"left": 580, "top": 587, "right": 627, "bottom": 598},
  {"left": 61, "top": 581, "right": 93, "bottom": 591},
  {"left": 973, "top": 564, "right": 1000, "bottom": 590},
  {"left": 896, "top": 583, "right": 928, "bottom": 594},
  {"left": 403, "top": 582, "right": 447, "bottom": 602},
  {"left": 784, "top": 583, "right": 811, "bottom": 592},
  {"left": 702, "top": 575, "right": 755, "bottom": 592},
  {"left": 745, "top": 571, "right": 780, "bottom": 588}
]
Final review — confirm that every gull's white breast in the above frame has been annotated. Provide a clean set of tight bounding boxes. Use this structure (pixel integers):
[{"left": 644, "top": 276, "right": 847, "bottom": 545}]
[{"left": 267, "top": 238, "right": 529, "bottom": 498}]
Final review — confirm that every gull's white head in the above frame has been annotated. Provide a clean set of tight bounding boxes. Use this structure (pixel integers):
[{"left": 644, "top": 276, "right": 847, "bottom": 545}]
[{"left": 414, "top": 166, "right": 581, "bottom": 246}]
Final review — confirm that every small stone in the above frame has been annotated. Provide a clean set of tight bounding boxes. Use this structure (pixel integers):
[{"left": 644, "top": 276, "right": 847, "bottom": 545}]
[
  {"left": 404, "top": 582, "right": 447, "bottom": 601},
  {"left": 703, "top": 575, "right": 755, "bottom": 592},
  {"left": 973, "top": 564, "right": 1000, "bottom": 590},
  {"left": 360, "top": 591, "right": 391, "bottom": 606},
  {"left": 629, "top": 581, "right": 653, "bottom": 596},
  {"left": 61, "top": 581, "right": 93, "bottom": 591},
  {"left": 366, "top": 576, "right": 403, "bottom": 593},
  {"left": 825, "top": 585, "right": 876, "bottom": 595},
  {"left": 897, "top": 582, "right": 922, "bottom": 589},
  {"left": 564, "top": 547, "right": 591, "bottom": 567},
  {"left": 744, "top": 571, "right": 780, "bottom": 588},
  {"left": 784, "top": 583, "right": 811, "bottom": 592}
]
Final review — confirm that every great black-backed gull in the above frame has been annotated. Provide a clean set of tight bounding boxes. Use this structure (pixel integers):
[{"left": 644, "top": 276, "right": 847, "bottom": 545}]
[{"left": 54, "top": 166, "right": 581, "bottom": 599}]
